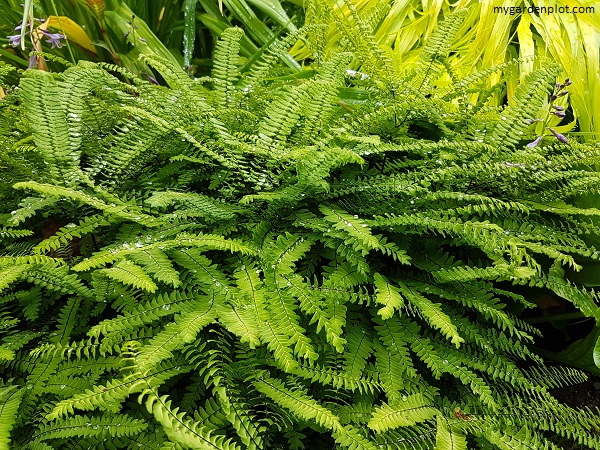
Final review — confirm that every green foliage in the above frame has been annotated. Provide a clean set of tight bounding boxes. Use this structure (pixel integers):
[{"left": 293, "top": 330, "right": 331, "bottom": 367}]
[
  {"left": 292, "top": 0, "right": 600, "bottom": 142},
  {"left": 2, "top": 16, "right": 600, "bottom": 449},
  {"left": 0, "top": 0, "right": 300, "bottom": 78},
  {"left": 0, "top": 386, "right": 23, "bottom": 450}
]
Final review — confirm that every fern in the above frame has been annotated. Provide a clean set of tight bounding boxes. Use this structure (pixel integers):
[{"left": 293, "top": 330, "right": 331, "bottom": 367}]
[
  {"left": 368, "top": 394, "right": 439, "bottom": 432},
  {"left": 0, "top": 386, "right": 23, "bottom": 450},
  {"left": 19, "top": 71, "right": 85, "bottom": 187},
  {"left": 1, "top": 13, "right": 600, "bottom": 450},
  {"left": 212, "top": 27, "right": 244, "bottom": 107},
  {"left": 31, "top": 414, "right": 147, "bottom": 440}
]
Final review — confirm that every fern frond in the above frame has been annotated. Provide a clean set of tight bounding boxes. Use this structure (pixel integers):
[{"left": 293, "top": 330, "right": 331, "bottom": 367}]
[
  {"left": 127, "top": 248, "right": 181, "bottom": 288},
  {"left": 373, "top": 273, "right": 404, "bottom": 319},
  {"left": 263, "top": 270, "right": 319, "bottom": 362},
  {"left": 253, "top": 371, "right": 342, "bottom": 431},
  {"left": 546, "top": 263, "right": 600, "bottom": 321},
  {"left": 101, "top": 260, "right": 158, "bottom": 293},
  {"left": 0, "top": 227, "right": 35, "bottom": 238},
  {"left": 32, "top": 414, "right": 147, "bottom": 441},
  {"left": 212, "top": 27, "right": 244, "bottom": 107},
  {"left": 488, "top": 65, "right": 560, "bottom": 150},
  {"left": 368, "top": 394, "right": 438, "bottom": 433},
  {"left": 88, "top": 290, "right": 195, "bottom": 338},
  {"left": 12, "top": 182, "right": 156, "bottom": 226},
  {"left": 26, "top": 263, "right": 92, "bottom": 297},
  {"left": 48, "top": 358, "right": 187, "bottom": 420},
  {"left": 34, "top": 214, "right": 115, "bottom": 255},
  {"left": 137, "top": 296, "right": 217, "bottom": 370},
  {"left": 145, "top": 191, "right": 244, "bottom": 223},
  {"left": 243, "top": 31, "right": 302, "bottom": 87},
  {"left": 47, "top": 377, "right": 143, "bottom": 420},
  {"left": 284, "top": 273, "right": 346, "bottom": 352},
  {"left": 343, "top": 323, "right": 373, "bottom": 379},
  {"left": 320, "top": 205, "right": 381, "bottom": 253},
  {"left": 291, "top": 360, "right": 379, "bottom": 394},
  {"left": 0, "top": 264, "right": 29, "bottom": 293},
  {"left": 257, "top": 83, "right": 310, "bottom": 147},
  {"left": 374, "top": 317, "right": 418, "bottom": 398},
  {"left": 72, "top": 233, "right": 255, "bottom": 272},
  {"left": 434, "top": 416, "right": 467, "bottom": 450},
  {"left": 397, "top": 281, "right": 464, "bottom": 348},
  {"left": 141, "top": 54, "right": 198, "bottom": 91},
  {"left": 19, "top": 71, "right": 84, "bottom": 187},
  {"left": 0, "top": 386, "right": 23, "bottom": 450},
  {"left": 331, "top": 423, "right": 379, "bottom": 450}
]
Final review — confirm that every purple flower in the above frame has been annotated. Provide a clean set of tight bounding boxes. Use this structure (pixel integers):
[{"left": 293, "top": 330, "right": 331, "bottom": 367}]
[
  {"left": 552, "top": 111, "right": 566, "bottom": 118},
  {"left": 526, "top": 136, "right": 543, "bottom": 148},
  {"left": 42, "top": 31, "right": 66, "bottom": 49},
  {"left": 7, "top": 34, "right": 21, "bottom": 47},
  {"left": 28, "top": 54, "right": 38, "bottom": 69},
  {"left": 548, "top": 128, "right": 568, "bottom": 144}
]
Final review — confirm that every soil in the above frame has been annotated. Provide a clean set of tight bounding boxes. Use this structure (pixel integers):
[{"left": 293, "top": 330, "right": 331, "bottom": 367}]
[
  {"left": 520, "top": 301, "right": 600, "bottom": 449},
  {"left": 550, "top": 376, "right": 600, "bottom": 410},
  {"left": 546, "top": 364, "right": 600, "bottom": 450}
]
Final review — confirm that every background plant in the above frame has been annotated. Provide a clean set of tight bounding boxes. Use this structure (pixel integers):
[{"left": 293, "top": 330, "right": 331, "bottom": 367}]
[
  {"left": 2, "top": 12, "right": 600, "bottom": 448},
  {"left": 2, "top": 0, "right": 598, "bottom": 144},
  {"left": 291, "top": 0, "right": 600, "bottom": 143},
  {"left": 0, "top": 0, "right": 299, "bottom": 76}
]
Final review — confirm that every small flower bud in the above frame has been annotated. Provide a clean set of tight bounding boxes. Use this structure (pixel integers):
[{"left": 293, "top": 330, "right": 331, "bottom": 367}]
[
  {"left": 552, "top": 105, "right": 564, "bottom": 111},
  {"left": 564, "top": 78, "right": 572, "bottom": 86},
  {"left": 557, "top": 90, "right": 568, "bottom": 97},
  {"left": 526, "top": 136, "right": 543, "bottom": 148},
  {"left": 145, "top": 73, "right": 159, "bottom": 85},
  {"left": 548, "top": 128, "right": 568, "bottom": 143}
]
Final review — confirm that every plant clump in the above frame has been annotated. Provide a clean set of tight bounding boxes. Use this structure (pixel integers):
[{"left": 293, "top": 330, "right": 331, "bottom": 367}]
[{"left": 1, "top": 17, "right": 600, "bottom": 450}]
